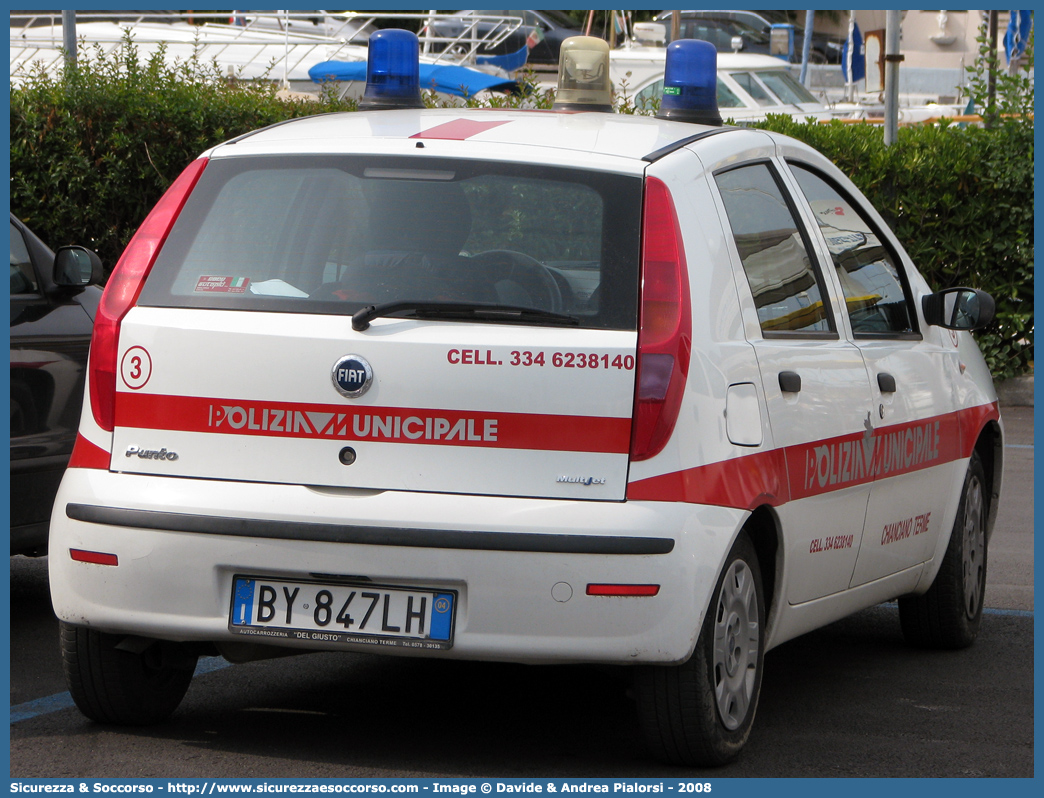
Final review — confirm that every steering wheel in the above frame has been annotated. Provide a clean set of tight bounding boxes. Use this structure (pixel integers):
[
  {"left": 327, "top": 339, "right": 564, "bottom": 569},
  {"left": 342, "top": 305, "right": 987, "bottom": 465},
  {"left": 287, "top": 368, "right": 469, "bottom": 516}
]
[{"left": 470, "top": 250, "right": 563, "bottom": 313}]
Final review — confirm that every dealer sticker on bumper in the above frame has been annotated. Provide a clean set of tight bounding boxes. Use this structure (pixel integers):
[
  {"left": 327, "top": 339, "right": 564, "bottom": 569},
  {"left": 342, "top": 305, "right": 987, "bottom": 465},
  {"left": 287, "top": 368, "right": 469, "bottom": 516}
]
[{"left": 229, "top": 576, "right": 455, "bottom": 650}]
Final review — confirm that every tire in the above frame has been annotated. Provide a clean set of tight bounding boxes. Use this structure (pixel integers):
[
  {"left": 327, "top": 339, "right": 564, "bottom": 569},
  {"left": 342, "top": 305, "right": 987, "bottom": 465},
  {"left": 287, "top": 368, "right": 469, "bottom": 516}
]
[
  {"left": 635, "top": 532, "right": 765, "bottom": 767},
  {"left": 61, "top": 622, "right": 198, "bottom": 725},
  {"left": 898, "top": 452, "right": 988, "bottom": 649}
]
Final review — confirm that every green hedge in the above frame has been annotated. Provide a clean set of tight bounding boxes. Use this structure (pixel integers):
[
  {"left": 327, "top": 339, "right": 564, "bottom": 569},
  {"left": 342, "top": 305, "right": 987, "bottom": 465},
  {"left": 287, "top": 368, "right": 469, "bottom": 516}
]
[
  {"left": 10, "top": 40, "right": 359, "bottom": 270},
  {"left": 753, "top": 115, "right": 1033, "bottom": 380},
  {"left": 10, "top": 40, "right": 1033, "bottom": 379}
]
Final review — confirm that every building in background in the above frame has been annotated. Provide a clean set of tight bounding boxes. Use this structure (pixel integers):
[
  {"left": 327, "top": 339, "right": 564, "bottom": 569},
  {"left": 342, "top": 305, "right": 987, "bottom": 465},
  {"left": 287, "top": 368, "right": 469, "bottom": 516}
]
[{"left": 812, "top": 10, "right": 1024, "bottom": 102}]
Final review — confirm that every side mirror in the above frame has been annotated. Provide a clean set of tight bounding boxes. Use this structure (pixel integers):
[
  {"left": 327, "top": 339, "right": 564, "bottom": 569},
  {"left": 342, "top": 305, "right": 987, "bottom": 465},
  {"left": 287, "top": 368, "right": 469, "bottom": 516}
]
[
  {"left": 922, "top": 287, "right": 996, "bottom": 331},
  {"left": 53, "top": 246, "right": 103, "bottom": 289},
  {"left": 731, "top": 35, "right": 745, "bottom": 52}
]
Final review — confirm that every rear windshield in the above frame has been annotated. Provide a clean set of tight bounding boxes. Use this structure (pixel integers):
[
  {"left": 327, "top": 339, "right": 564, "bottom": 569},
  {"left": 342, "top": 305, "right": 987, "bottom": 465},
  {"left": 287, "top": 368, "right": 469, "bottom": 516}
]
[{"left": 139, "top": 155, "right": 643, "bottom": 330}]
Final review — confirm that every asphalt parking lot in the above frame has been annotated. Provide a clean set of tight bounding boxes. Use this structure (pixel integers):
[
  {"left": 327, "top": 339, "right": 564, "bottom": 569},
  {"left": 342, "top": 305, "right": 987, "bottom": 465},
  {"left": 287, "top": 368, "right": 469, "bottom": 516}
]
[
  {"left": 983, "top": 405, "right": 1034, "bottom": 612},
  {"left": 9, "top": 405, "right": 1033, "bottom": 777}
]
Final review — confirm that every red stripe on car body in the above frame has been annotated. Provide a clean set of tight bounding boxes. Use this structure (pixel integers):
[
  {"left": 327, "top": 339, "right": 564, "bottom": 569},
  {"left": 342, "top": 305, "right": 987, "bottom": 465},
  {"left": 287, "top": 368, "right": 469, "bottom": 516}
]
[
  {"left": 68, "top": 434, "right": 113, "bottom": 470},
  {"left": 410, "top": 119, "right": 511, "bottom": 140},
  {"left": 627, "top": 449, "right": 789, "bottom": 508},
  {"left": 108, "top": 388, "right": 998, "bottom": 510},
  {"left": 114, "top": 392, "right": 632, "bottom": 454},
  {"left": 627, "top": 403, "right": 999, "bottom": 508}
]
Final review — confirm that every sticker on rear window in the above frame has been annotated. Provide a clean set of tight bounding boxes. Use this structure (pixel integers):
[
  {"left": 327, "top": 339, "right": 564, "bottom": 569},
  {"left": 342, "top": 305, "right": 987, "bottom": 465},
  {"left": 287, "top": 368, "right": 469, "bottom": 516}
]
[{"left": 194, "top": 275, "right": 250, "bottom": 293}]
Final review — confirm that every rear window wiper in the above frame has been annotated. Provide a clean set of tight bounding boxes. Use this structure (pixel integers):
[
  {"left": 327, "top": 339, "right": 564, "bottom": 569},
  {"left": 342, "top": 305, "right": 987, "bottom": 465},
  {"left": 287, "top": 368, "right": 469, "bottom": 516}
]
[{"left": 352, "top": 301, "right": 580, "bottom": 331}]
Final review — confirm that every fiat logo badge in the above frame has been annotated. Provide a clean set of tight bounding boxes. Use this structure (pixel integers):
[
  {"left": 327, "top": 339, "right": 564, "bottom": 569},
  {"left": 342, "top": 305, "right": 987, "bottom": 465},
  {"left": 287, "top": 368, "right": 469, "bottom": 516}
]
[{"left": 332, "top": 355, "right": 373, "bottom": 398}]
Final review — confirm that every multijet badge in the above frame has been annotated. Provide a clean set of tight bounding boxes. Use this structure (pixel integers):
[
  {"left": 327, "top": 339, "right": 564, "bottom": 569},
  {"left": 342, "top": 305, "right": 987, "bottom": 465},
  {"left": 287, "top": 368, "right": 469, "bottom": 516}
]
[{"left": 332, "top": 355, "right": 373, "bottom": 398}]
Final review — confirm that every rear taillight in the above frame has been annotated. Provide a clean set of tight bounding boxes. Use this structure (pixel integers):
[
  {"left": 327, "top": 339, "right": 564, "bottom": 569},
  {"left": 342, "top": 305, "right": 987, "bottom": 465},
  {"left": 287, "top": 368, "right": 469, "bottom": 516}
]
[
  {"left": 630, "top": 176, "right": 691, "bottom": 462},
  {"left": 88, "top": 158, "right": 208, "bottom": 432}
]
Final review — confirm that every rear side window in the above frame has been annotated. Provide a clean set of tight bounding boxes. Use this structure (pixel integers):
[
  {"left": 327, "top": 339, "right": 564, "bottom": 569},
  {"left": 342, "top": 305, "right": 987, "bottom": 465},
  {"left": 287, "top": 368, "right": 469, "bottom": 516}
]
[
  {"left": 715, "top": 162, "right": 834, "bottom": 336},
  {"left": 9, "top": 222, "right": 39, "bottom": 294},
  {"left": 139, "top": 155, "right": 642, "bottom": 330}
]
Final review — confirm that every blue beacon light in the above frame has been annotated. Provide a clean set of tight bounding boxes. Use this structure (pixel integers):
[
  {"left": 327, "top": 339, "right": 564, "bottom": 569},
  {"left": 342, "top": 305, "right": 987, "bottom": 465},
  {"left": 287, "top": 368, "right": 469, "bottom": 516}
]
[
  {"left": 655, "top": 39, "right": 723, "bottom": 126},
  {"left": 359, "top": 29, "right": 424, "bottom": 110}
]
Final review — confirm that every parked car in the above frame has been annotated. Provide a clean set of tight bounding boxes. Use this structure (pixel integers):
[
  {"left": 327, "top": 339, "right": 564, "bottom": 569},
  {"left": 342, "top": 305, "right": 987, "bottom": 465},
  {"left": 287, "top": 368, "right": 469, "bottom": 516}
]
[
  {"left": 655, "top": 9, "right": 844, "bottom": 64},
  {"left": 609, "top": 49, "right": 831, "bottom": 121},
  {"left": 427, "top": 9, "right": 583, "bottom": 65},
  {"left": 49, "top": 34, "right": 1002, "bottom": 767},
  {"left": 611, "top": 49, "right": 833, "bottom": 122},
  {"left": 10, "top": 214, "right": 103, "bottom": 556}
]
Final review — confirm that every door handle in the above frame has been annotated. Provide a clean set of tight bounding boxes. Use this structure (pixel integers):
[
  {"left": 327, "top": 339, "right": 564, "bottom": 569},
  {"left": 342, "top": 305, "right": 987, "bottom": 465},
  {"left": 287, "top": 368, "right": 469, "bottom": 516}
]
[
  {"left": 778, "top": 371, "right": 802, "bottom": 393},
  {"left": 877, "top": 372, "right": 897, "bottom": 393}
]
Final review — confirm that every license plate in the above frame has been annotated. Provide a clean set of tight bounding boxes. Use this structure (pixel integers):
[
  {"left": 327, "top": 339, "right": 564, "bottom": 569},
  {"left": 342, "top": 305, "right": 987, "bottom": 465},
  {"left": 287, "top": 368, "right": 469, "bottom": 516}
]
[{"left": 229, "top": 576, "right": 456, "bottom": 650}]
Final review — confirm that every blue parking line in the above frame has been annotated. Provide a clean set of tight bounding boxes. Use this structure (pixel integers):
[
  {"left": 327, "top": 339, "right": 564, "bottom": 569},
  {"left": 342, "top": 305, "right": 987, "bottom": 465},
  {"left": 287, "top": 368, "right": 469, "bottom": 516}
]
[
  {"left": 877, "top": 604, "right": 1033, "bottom": 618},
  {"left": 10, "top": 656, "right": 231, "bottom": 724},
  {"left": 983, "top": 607, "right": 1034, "bottom": 617},
  {"left": 194, "top": 656, "right": 233, "bottom": 676},
  {"left": 10, "top": 692, "right": 77, "bottom": 723}
]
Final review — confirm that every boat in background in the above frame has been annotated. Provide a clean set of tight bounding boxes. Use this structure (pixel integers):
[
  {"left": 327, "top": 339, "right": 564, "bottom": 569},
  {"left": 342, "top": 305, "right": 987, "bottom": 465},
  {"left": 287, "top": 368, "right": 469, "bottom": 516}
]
[
  {"left": 10, "top": 10, "right": 528, "bottom": 96},
  {"left": 603, "top": 19, "right": 973, "bottom": 125}
]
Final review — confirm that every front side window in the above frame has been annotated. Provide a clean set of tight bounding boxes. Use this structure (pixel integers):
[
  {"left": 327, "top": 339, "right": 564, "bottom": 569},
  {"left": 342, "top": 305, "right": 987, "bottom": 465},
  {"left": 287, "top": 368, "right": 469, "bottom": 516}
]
[
  {"left": 728, "top": 72, "right": 776, "bottom": 106},
  {"left": 634, "top": 77, "right": 745, "bottom": 112},
  {"left": 715, "top": 162, "right": 834, "bottom": 335},
  {"left": 754, "top": 70, "right": 818, "bottom": 105},
  {"left": 9, "top": 222, "right": 39, "bottom": 295},
  {"left": 790, "top": 164, "right": 916, "bottom": 336},
  {"left": 678, "top": 20, "right": 749, "bottom": 51},
  {"left": 139, "top": 156, "right": 642, "bottom": 330},
  {"left": 538, "top": 10, "right": 577, "bottom": 28}
]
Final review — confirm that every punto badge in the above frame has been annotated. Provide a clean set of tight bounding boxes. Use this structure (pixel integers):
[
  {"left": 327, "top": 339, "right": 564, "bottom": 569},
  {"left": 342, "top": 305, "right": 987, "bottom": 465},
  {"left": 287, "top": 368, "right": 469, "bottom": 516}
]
[{"left": 332, "top": 355, "right": 373, "bottom": 398}]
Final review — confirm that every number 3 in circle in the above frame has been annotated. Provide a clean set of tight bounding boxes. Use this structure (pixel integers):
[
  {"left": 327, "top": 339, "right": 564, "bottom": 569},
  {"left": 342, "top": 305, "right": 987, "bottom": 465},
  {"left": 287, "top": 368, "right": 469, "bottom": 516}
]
[{"left": 120, "top": 346, "right": 153, "bottom": 390}]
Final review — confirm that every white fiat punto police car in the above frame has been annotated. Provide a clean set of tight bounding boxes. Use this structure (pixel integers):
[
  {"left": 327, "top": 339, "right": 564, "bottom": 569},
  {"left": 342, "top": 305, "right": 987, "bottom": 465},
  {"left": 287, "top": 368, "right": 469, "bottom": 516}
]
[{"left": 51, "top": 34, "right": 1002, "bottom": 766}]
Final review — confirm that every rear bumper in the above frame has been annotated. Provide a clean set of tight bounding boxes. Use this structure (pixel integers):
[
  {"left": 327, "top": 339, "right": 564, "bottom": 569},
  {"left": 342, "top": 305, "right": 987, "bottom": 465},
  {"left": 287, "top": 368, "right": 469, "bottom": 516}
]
[{"left": 49, "top": 468, "right": 746, "bottom": 665}]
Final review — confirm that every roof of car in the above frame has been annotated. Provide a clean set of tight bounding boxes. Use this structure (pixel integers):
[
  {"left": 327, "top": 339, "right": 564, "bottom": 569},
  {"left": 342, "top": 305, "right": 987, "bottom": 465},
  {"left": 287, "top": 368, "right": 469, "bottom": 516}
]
[
  {"left": 611, "top": 45, "right": 802, "bottom": 71},
  {"left": 716, "top": 52, "right": 799, "bottom": 70},
  {"left": 208, "top": 107, "right": 735, "bottom": 167}
]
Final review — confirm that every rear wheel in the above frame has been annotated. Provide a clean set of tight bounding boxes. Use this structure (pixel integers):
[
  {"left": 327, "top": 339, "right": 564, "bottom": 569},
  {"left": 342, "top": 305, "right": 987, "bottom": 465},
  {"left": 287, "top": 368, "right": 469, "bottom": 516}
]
[
  {"left": 898, "top": 452, "right": 988, "bottom": 649},
  {"left": 635, "top": 532, "right": 764, "bottom": 766},
  {"left": 61, "top": 622, "right": 198, "bottom": 724}
]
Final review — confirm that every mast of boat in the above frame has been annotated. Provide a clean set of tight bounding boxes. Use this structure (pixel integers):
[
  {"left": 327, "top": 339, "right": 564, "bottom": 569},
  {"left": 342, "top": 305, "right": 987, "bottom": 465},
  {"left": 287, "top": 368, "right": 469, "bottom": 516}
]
[
  {"left": 61, "top": 9, "right": 76, "bottom": 68},
  {"left": 798, "top": 10, "right": 814, "bottom": 86},
  {"left": 283, "top": 9, "right": 290, "bottom": 89},
  {"left": 883, "top": 10, "right": 900, "bottom": 145},
  {"left": 422, "top": 9, "right": 436, "bottom": 55},
  {"left": 844, "top": 11, "right": 855, "bottom": 102}
]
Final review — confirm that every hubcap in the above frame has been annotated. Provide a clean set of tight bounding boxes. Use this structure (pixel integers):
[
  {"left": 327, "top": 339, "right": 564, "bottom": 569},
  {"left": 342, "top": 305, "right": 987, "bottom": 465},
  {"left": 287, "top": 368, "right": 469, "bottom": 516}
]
[
  {"left": 712, "top": 559, "right": 760, "bottom": 731},
  {"left": 961, "top": 474, "right": 986, "bottom": 619}
]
